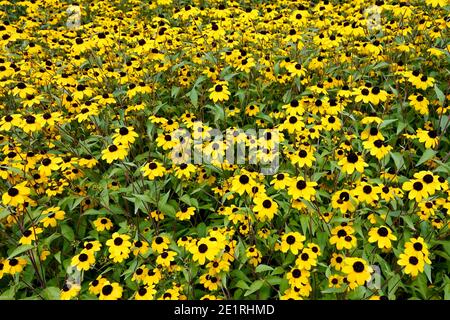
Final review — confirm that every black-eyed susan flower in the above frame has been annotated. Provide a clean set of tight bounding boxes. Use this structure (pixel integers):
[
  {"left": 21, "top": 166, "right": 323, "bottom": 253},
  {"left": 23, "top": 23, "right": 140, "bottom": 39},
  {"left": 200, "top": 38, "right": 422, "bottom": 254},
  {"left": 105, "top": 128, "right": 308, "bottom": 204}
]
[
  {"left": 362, "top": 139, "right": 392, "bottom": 160},
  {"left": 414, "top": 171, "right": 440, "bottom": 195},
  {"left": 402, "top": 179, "right": 429, "bottom": 202},
  {"left": 41, "top": 207, "right": 65, "bottom": 227},
  {"left": 101, "top": 144, "right": 128, "bottom": 163},
  {"left": 4, "top": 257, "right": 27, "bottom": 275},
  {"left": 112, "top": 126, "right": 139, "bottom": 145},
  {"left": 338, "top": 152, "right": 368, "bottom": 174},
  {"left": 425, "top": 0, "right": 449, "bottom": 7},
  {"left": 331, "top": 189, "right": 358, "bottom": 213},
  {"left": 286, "top": 267, "right": 310, "bottom": 288},
  {"left": 135, "top": 284, "right": 157, "bottom": 300},
  {"left": 156, "top": 250, "right": 177, "bottom": 268},
  {"left": 208, "top": 81, "right": 230, "bottom": 103},
  {"left": 342, "top": 257, "right": 373, "bottom": 287},
  {"left": 132, "top": 240, "right": 150, "bottom": 256},
  {"left": 408, "top": 94, "right": 429, "bottom": 115},
  {"left": 19, "top": 227, "right": 43, "bottom": 245},
  {"left": 141, "top": 161, "right": 166, "bottom": 180},
  {"left": 330, "top": 253, "right": 345, "bottom": 271},
  {"left": 81, "top": 240, "right": 102, "bottom": 254},
  {"left": 93, "top": 217, "right": 113, "bottom": 232},
  {"left": 199, "top": 272, "right": 221, "bottom": 291},
  {"left": 354, "top": 183, "right": 381, "bottom": 205},
  {"left": 368, "top": 226, "right": 397, "bottom": 249},
  {"left": 106, "top": 233, "right": 132, "bottom": 263},
  {"left": 173, "top": 163, "right": 196, "bottom": 179},
  {"left": 404, "top": 237, "right": 431, "bottom": 264},
  {"left": 189, "top": 238, "right": 220, "bottom": 265},
  {"left": 176, "top": 206, "right": 196, "bottom": 221},
  {"left": 287, "top": 177, "right": 317, "bottom": 201},
  {"left": 329, "top": 225, "right": 357, "bottom": 250},
  {"left": 270, "top": 172, "right": 291, "bottom": 190},
  {"left": 71, "top": 252, "right": 95, "bottom": 271},
  {"left": 152, "top": 235, "right": 170, "bottom": 253},
  {"left": 295, "top": 248, "right": 317, "bottom": 271},
  {"left": 231, "top": 173, "right": 256, "bottom": 195},
  {"left": 397, "top": 252, "right": 425, "bottom": 277},
  {"left": 406, "top": 71, "right": 435, "bottom": 90},
  {"left": 60, "top": 283, "right": 81, "bottom": 300},
  {"left": 416, "top": 128, "right": 439, "bottom": 149},
  {"left": 279, "top": 232, "right": 306, "bottom": 255},
  {"left": 328, "top": 275, "right": 343, "bottom": 288},
  {"left": 253, "top": 195, "right": 278, "bottom": 222},
  {"left": 2, "top": 182, "right": 31, "bottom": 207},
  {"left": 246, "top": 245, "right": 262, "bottom": 267},
  {"left": 99, "top": 282, "right": 123, "bottom": 300}
]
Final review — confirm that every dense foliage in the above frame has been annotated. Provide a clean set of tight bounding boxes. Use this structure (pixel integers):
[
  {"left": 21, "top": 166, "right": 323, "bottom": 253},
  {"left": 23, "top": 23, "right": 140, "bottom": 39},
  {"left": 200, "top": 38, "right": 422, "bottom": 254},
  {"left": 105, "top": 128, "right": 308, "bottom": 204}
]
[{"left": 0, "top": 0, "right": 449, "bottom": 300}]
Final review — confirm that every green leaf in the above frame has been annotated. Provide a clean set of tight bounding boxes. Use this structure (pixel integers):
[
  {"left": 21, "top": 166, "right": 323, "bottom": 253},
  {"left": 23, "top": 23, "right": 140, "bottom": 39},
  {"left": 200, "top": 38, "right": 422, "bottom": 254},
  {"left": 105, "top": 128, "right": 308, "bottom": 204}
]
[
  {"left": 416, "top": 149, "right": 436, "bottom": 167},
  {"left": 41, "top": 287, "right": 61, "bottom": 300},
  {"left": 434, "top": 85, "right": 445, "bottom": 105},
  {"left": 271, "top": 266, "right": 285, "bottom": 275},
  {"left": 0, "top": 286, "right": 17, "bottom": 299},
  {"left": 424, "top": 264, "right": 432, "bottom": 284},
  {"left": 415, "top": 273, "right": 429, "bottom": 299},
  {"left": 43, "top": 233, "right": 61, "bottom": 246},
  {"left": 171, "top": 86, "right": 180, "bottom": 98},
  {"left": 255, "top": 264, "right": 274, "bottom": 273},
  {"left": 196, "top": 222, "right": 206, "bottom": 237},
  {"left": 54, "top": 251, "right": 61, "bottom": 264},
  {"left": 380, "top": 119, "right": 397, "bottom": 129},
  {"left": 401, "top": 215, "right": 416, "bottom": 231},
  {"left": 299, "top": 214, "right": 309, "bottom": 237},
  {"left": 8, "top": 244, "right": 33, "bottom": 259},
  {"left": 444, "top": 277, "right": 450, "bottom": 300},
  {"left": 60, "top": 224, "right": 75, "bottom": 242},
  {"left": 0, "top": 208, "right": 10, "bottom": 220},
  {"left": 187, "top": 89, "right": 198, "bottom": 107},
  {"left": 387, "top": 274, "right": 401, "bottom": 299},
  {"left": 244, "top": 280, "right": 264, "bottom": 297},
  {"left": 390, "top": 152, "right": 404, "bottom": 171},
  {"left": 235, "top": 280, "right": 250, "bottom": 290}
]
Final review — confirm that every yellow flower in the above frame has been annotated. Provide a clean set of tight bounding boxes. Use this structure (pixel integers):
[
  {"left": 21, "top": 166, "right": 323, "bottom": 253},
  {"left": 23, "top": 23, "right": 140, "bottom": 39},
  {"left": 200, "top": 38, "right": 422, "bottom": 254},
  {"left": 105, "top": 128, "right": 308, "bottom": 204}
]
[
  {"left": 41, "top": 207, "right": 65, "bottom": 227},
  {"left": 141, "top": 161, "right": 166, "bottom": 180},
  {"left": 368, "top": 226, "right": 397, "bottom": 249},
  {"left": 208, "top": 81, "right": 230, "bottom": 103},
  {"left": 105, "top": 233, "right": 132, "bottom": 263},
  {"left": 19, "top": 227, "right": 43, "bottom": 245},
  {"left": 279, "top": 232, "right": 306, "bottom": 255},
  {"left": 60, "top": 283, "right": 81, "bottom": 300},
  {"left": 135, "top": 284, "right": 157, "bottom": 300},
  {"left": 112, "top": 126, "right": 139, "bottom": 145},
  {"left": 287, "top": 177, "right": 317, "bottom": 201},
  {"left": 156, "top": 250, "right": 177, "bottom": 268},
  {"left": 189, "top": 238, "right": 220, "bottom": 265},
  {"left": 2, "top": 182, "right": 31, "bottom": 207},
  {"left": 4, "top": 257, "right": 27, "bottom": 275},
  {"left": 71, "top": 252, "right": 95, "bottom": 271},
  {"left": 173, "top": 163, "right": 196, "bottom": 179},
  {"left": 342, "top": 257, "right": 373, "bottom": 287},
  {"left": 101, "top": 144, "right": 128, "bottom": 163},
  {"left": 398, "top": 252, "right": 425, "bottom": 277},
  {"left": 176, "top": 206, "right": 196, "bottom": 221},
  {"left": 152, "top": 235, "right": 170, "bottom": 253},
  {"left": 416, "top": 129, "right": 439, "bottom": 149},
  {"left": 253, "top": 195, "right": 278, "bottom": 222},
  {"left": 99, "top": 282, "right": 123, "bottom": 300},
  {"left": 338, "top": 152, "right": 368, "bottom": 174},
  {"left": 93, "top": 217, "right": 113, "bottom": 232}
]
